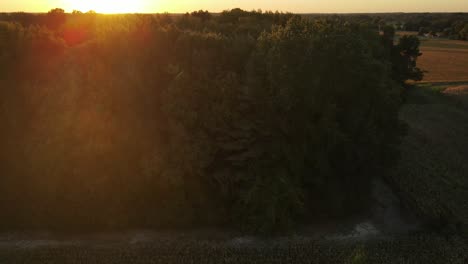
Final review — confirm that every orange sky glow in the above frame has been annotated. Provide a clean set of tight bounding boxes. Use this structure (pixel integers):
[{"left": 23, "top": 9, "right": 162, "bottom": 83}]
[{"left": 0, "top": 0, "right": 467, "bottom": 13}]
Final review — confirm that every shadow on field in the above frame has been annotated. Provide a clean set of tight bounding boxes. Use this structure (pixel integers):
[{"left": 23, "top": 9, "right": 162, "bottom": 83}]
[{"left": 388, "top": 82, "right": 468, "bottom": 235}]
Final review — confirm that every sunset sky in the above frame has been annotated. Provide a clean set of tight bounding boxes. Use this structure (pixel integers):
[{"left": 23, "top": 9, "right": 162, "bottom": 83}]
[{"left": 0, "top": 0, "right": 467, "bottom": 13}]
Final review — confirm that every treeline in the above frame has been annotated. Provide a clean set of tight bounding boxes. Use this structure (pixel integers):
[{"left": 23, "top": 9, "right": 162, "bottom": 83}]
[
  {"left": 0, "top": 9, "right": 421, "bottom": 232},
  {"left": 302, "top": 13, "right": 468, "bottom": 40},
  {"left": 2, "top": 10, "right": 466, "bottom": 40},
  {"left": 375, "top": 13, "right": 468, "bottom": 39}
]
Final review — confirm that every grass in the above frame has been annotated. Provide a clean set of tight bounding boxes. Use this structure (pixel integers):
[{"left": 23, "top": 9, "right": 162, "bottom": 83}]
[{"left": 388, "top": 83, "right": 468, "bottom": 234}]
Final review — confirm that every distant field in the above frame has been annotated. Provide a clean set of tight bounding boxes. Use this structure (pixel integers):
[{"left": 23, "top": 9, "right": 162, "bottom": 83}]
[
  {"left": 395, "top": 31, "right": 419, "bottom": 37},
  {"left": 396, "top": 32, "right": 468, "bottom": 82},
  {"left": 418, "top": 46, "right": 468, "bottom": 82},
  {"left": 420, "top": 39, "right": 468, "bottom": 50}
]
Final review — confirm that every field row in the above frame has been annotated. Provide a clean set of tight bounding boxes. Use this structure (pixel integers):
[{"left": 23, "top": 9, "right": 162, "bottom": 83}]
[{"left": 0, "top": 235, "right": 466, "bottom": 264}]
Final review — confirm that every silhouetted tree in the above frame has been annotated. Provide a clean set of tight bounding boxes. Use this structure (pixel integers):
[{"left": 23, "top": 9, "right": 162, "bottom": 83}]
[
  {"left": 46, "top": 8, "right": 66, "bottom": 30},
  {"left": 190, "top": 10, "right": 212, "bottom": 22},
  {"left": 393, "top": 35, "right": 424, "bottom": 83}
]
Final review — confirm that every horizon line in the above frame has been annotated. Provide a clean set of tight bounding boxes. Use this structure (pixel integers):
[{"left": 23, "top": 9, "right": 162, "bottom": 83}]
[{"left": 1, "top": 10, "right": 468, "bottom": 15}]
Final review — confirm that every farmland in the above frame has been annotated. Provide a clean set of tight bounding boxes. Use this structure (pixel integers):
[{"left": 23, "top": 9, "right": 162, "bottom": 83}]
[
  {"left": 389, "top": 83, "right": 468, "bottom": 234},
  {"left": 412, "top": 37, "right": 468, "bottom": 82},
  {"left": 0, "top": 231, "right": 467, "bottom": 263},
  {"left": 395, "top": 31, "right": 468, "bottom": 82}
]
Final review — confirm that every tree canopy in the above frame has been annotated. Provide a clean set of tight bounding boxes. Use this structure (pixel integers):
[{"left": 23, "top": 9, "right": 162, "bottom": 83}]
[{"left": 0, "top": 9, "right": 419, "bottom": 232}]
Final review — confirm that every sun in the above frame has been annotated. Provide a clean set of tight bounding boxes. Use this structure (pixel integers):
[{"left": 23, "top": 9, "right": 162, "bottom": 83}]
[{"left": 65, "top": 0, "right": 147, "bottom": 13}]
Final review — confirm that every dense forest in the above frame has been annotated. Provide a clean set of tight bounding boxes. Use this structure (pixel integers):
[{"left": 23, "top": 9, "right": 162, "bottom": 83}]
[{"left": 0, "top": 9, "right": 423, "bottom": 233}]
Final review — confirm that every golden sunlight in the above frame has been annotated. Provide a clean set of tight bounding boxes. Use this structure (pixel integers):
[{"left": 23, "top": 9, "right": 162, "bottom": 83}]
[{"left": 64, "top": 0, "right": 148, "bottom": 13}]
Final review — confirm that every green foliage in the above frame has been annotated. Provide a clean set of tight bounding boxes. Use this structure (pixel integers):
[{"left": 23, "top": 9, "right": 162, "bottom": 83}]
[
  {"left": 380, "top": 26, "right": 424, "bottom": 84},
  {"left": 0, "top": 10, "right": 405, "bottom": 232},
  {"left": 159, "top": 16, "right": 402, "bottom": 232},
  {"left": 394, "top": 35, "right": 424, "bottom": 82}
]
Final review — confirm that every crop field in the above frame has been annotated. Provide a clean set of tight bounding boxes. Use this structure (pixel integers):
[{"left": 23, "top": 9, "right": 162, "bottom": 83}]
[
  {"left": 388, "top": 83, "right": 468, "bottom": 234},
  {"left": 395, "top": 32, "right": 468, "bottom": 82},
  {"left": 410, "top": 38, "right": 468, "bottom": 82},
  {"left": 0, "top": 234, "right": 466, "bottom": 263}
]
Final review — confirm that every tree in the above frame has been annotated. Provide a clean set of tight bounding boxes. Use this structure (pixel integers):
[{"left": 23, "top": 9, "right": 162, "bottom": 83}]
[
  {"left": 381, "top": 25, "right": 396, "bottom": 52},
  {"left": 0, "top": 13, "right": 407, "bottom": 233},
  {"left": 393, "top": 35, "right": 424, "bottom": 83},
  {"left": 160, "top": 16, "right": 403, "bottom": 232},
  {"left": 190, "top": 10, "right": 212, "bottom": 22},
  {"left": 460, "top": 24, "right": 468, "bottom": 40},
  {"left": 46, "top": 8, "right": 66, "bottom": 30}
]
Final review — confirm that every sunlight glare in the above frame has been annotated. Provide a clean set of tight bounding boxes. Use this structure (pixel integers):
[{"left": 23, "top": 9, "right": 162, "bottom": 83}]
[{"left": 65, "top": 0, "right": 147, "bottom": 13}]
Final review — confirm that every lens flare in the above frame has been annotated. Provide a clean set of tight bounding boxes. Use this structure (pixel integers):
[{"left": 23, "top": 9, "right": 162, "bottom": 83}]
[{"left": 65, "top": 0, "right": 146, "bottom": 13}]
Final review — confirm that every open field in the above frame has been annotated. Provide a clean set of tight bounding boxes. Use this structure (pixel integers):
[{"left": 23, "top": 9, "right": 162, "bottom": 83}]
[
  {"left": 418, "top": 47, "right": 468, "bottom": 82},
  {"left": 396, "top": 32, "right": 468, "bottom": 82},
  {"left": 395, "top": 31, "right": 419, "bottom": 37},
  {"left": 420, "top": 39, "right": 468, "bottom": 50},
  {"left": 418, "top": 39, "right": 468, "bottom": 82},
  {"left": 388, "top": 83, "right": 468, "bottom": 234}
]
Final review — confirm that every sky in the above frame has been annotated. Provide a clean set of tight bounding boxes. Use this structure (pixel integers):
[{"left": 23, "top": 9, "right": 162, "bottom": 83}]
[{"left": 0, "top": 0, "right": 467, "bottom": 14}]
